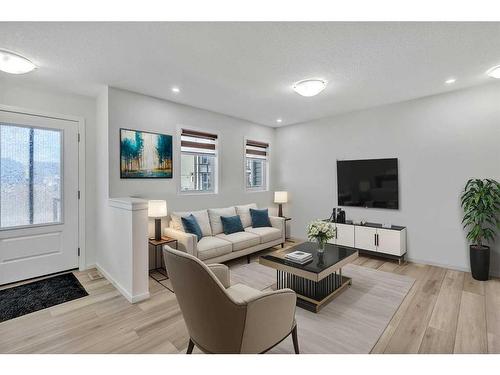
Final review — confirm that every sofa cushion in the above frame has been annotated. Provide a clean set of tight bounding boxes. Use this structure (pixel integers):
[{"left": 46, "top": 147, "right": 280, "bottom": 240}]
[
  {"left": 216, "top": 231, "right": 260, "bottom": 252},
  {"left": 245, "top": 226, "right": 282, "bottom": 243},
  {"left": 171, "top": 210, "right": 212, "bottom": 237},
  {"left": 250, "top": 208, "right": 272, "bottom": 228},
  {"left": 235, "top": 203, "right": 258, "bottom": 228},
  {"left": 208, "top": 207, "right": 237, "bottom": 235},
  {"left": 221, "top": 215, "right": 244, "bottom": 235},
  {"left": 181, "top": 214, "right": 203, "bottom": 241},
  {"left": 197, "top": 236, "right": 232, "bottom": 261}
]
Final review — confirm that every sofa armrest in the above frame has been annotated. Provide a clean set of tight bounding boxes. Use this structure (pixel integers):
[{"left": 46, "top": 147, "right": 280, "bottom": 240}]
[
  {"left": 240, "top": 289, "right": 297, "bottom": 353},
  {"left": 207, "top": 263, "right": 230, "bottom": 288},
  {"left": 164, "top": 227, "right": 198, "bottom": 258},
  {"left": 269, "top": 216, "right": 285, "bottom": 241}
]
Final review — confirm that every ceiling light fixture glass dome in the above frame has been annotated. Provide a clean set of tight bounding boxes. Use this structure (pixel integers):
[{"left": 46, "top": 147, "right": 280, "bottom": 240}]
[
  {"left": 292, "top": 79, "right": 327, "bottom": 97},
  {"left": 486, "top": 65, "right": 500, "bottom": 79},
  {"left": 0, "top": 49, "right": 37, "bottom": 74}
]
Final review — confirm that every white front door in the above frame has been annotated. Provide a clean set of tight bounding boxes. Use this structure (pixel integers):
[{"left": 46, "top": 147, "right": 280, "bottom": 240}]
[{"left": 0, "top": 110, "right": 79, "bottom": 285}]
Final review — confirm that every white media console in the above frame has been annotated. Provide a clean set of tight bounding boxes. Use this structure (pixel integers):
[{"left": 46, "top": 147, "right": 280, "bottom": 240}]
[{"left": 327, "top": 221, "right": 407, "bottom": 264}]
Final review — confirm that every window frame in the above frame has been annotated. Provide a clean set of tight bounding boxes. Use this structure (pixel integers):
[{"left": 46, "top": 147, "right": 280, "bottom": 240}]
[
  {"left": 244, "top": 137, "right": 270, "bottom": 193},
  {"left": 177, "top": 126, "right": 220, "bottom": 196}
]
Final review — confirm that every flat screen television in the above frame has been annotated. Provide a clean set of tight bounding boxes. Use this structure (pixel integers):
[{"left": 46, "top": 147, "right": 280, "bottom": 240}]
[{"left": 337, "top": 158, "right": 399, "bottom": 209}]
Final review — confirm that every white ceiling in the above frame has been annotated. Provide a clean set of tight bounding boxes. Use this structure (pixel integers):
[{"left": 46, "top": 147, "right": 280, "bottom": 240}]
[{"left": 1, "top": 22, "right": 500, "bottom": 127}]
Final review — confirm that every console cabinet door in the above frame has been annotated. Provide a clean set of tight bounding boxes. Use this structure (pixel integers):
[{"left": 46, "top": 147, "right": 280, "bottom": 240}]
[
  {"left": 376, "top": 229, "right": 403, "bottom": 255},
  {"left": 354, "top": 226, "right": 377, "bottom": 251},
  {"left": 327, "top": 223, "right": 337, "bottom": 245},
  {"left": 335, "top": 223, "right": 355, "bottom": 247}
]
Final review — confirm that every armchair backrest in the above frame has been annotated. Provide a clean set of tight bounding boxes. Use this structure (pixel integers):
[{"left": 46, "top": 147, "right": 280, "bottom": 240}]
[{"left": 163, "top": 246, "right": 247, "bottom": 353}]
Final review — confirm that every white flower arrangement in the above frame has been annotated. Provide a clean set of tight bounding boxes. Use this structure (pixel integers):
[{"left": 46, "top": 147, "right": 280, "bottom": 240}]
[{"left": 307, "top": 220, "right": 336, "bottom": 247}]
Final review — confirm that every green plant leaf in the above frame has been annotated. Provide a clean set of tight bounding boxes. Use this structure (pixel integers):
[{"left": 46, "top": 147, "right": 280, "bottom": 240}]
[{"left": 461, "top": 178, "right": 500, "bottom": 245}]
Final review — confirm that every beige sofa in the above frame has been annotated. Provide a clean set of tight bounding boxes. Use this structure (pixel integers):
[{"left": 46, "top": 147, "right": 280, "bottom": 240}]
[{"left": 164, "top": 203, "right": 285, "bottom": 264}]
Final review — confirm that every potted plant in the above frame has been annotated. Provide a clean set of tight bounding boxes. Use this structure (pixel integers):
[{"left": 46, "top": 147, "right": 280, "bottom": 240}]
[
  {"left": 307, "top": 220, "right": 336, "bottom": 253},
  {"left": 460, "top": 178, "right": 500, "bottom": 281}
]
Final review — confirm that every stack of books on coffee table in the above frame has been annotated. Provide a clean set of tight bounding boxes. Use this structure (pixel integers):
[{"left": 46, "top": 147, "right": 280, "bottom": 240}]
[{"left": 284, "top": 250, "right": 313, "bottom": 264}]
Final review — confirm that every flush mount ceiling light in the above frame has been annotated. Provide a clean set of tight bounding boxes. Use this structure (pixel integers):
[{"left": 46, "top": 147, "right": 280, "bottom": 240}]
[
  {"left": 486, "top": 65, "right": 500, "bottom": 79},
  {"left": 172, "top": 87, "right": 180, "bottom": 93},
  {"left": 292, "top": 79, "right": 327, "bottom": 97},
  {"left": 445, "top": 78, "right": 456, "bottom": 84},
  {"left": 276, "top": 118, "right": 282, "bottom": 123},
  {"left": 0, "top": 49, "right": 36, "bottom": 74}
]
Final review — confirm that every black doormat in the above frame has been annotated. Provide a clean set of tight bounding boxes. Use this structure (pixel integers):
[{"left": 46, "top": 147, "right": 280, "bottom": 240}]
[{"left": 0, "top": 273, "right": 88, "bottom": 323}]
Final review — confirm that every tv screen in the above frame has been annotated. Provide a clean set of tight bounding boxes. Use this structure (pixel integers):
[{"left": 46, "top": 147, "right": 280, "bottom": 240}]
[{"left": 337, "top": 158, "right": 399, "bottom": 209}]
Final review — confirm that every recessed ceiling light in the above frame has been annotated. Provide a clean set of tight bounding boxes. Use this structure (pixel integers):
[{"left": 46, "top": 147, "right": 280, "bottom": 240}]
[
  {"left": 0, "top": 49, "right": 36, "bottom": 74},
  {"left": 445, "top": 78, "right": 456, "bottom": 84},
  {"left": 276, "top": 118, "right": 282, "bottom": 123},
  {"left": 293, "top": 79, "right": 327, "bottom": 97},
  {"left": 486, "top": 65, "right": 500, "bottom": 79},
  {"left": 172, "top": 87, "right": 180, "bottom": 93}
]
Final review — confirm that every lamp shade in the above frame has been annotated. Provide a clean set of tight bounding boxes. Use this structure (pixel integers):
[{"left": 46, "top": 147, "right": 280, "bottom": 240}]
[
  {"left": 274, "top": 191, "right": 288, "bottom": 204},
  {"left": 148, "top": 200, "right": 167, "bottom": 218}
]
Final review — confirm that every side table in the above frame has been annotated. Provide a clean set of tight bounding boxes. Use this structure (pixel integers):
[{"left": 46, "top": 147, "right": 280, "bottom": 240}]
[
  {"left": 284, "top": 217, "right": 292, "bottom": 241},
  {"left": 148, "top": 236, "right": 178, "bottom": 283}
]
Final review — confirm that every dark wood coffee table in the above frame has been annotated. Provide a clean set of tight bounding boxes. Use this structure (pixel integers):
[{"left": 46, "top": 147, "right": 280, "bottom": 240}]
[{"left": 259, "top": 242, "right": 358, "bottom": 312}]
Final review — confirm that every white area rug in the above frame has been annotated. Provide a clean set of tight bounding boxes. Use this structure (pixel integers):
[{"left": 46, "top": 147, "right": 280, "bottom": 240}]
[{"left": 230, "top": 262, "right": 414, "bottom": 354}]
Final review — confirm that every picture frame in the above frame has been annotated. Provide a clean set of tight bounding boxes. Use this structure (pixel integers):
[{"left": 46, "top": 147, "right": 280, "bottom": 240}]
[{"left": 120, "top": 128, "right": 173, "bottom": 179}]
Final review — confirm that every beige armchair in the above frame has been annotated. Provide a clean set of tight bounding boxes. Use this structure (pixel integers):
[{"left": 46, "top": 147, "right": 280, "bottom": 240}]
[{"left": 163, "top": 246, "right": 299, "bottom": 354}]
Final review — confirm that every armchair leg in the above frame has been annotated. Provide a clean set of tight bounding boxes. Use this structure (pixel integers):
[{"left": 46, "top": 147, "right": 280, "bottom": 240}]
[
  {"left": 291, "top": 325, "right": 299, "bottom": 354},
  {"left": 187, "top": 338, "right": 195, "bottom": 354}
]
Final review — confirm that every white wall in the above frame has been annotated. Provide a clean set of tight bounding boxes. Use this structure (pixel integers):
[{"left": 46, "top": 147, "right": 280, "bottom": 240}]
[
  {"left": 107, "top": 87, "right": 277, "bottom": 235},
  {"left": 0, "top": 80, "right": 97, "bottom": 268},
  {"left": 3, "top": 80, "right": 498, "bottom": 278},
  {"left": 275, "top": 82, "right": 500, "bottom": 275}
]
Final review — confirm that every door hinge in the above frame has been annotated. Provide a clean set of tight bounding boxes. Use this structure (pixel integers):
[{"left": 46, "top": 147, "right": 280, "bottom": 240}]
[
  {"left": 78, "top": 247, "right": 80, "bottom": 257},
  {"left": 78, "top": 190, "right": 81, "bottom": 199},
  {"left": 78, "top": 133, "right": 81, "bottom": 142}
]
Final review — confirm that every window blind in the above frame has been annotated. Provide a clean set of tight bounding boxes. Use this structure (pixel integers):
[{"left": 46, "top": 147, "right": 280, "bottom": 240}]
[
  {"left": 245, "top": 139, "right": 269, "bottom": 159},
  {"left": 181, "top": 129, "right": 217, "bottom": 155}
]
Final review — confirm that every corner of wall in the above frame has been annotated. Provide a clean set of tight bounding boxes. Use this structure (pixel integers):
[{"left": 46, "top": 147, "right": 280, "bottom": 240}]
[{"left": 96, "top": 86, "right": 110, "bottom": 267}]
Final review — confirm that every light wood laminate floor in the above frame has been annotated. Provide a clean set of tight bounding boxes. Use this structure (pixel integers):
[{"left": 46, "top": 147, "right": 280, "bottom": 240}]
[{"left": 0, "top": 243, "right": 499, "bottom": 354}]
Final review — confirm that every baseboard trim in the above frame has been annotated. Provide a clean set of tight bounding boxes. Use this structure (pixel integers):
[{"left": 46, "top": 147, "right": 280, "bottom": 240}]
[
  {"left": 406, "top": 257, "right": 469, "bottom": 272},
  {"left": 130, "top": 291, "right": 151, "bottom": 303},
  {"left": 95, "top": 263, "right": 150, "bottom": 304},
  {"left": 406, "top": 256, "right": 499, "bottom": 278}
]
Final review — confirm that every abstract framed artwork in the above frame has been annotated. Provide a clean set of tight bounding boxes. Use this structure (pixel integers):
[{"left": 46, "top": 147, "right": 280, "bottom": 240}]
[{"left": 120, "top": 128, "right": 173, "bottom": 178}]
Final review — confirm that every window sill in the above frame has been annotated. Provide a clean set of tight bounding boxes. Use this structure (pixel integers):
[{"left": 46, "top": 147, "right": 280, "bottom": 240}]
[
  {"left": 245, "top": 188, "right": 269, "bottom": 193},
  {"left": 178, "top": 190, "right": 218, "bottom": 196}
]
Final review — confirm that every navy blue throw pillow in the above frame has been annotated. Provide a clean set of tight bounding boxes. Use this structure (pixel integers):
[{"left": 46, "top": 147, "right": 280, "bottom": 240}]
[
  {"left": 221, "top": 215, "right": 244, "bottom": 235},
  {"left": 250, "top": 208, "right": 271, "bottom": 228},
  {"left": 181, "top": 214, "right": 203, "bottom": 241}
]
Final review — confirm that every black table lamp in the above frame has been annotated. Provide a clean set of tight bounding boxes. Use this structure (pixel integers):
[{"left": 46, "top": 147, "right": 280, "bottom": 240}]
[{"left": 148, "top": 200, "right": 167, "bottom": 240}]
